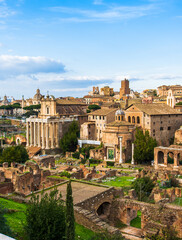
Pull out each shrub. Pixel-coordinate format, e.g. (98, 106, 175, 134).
(107, 162, 114, 167)
(60, 171, 71, 178)
(89, 159, 102, 164)
(72, 152, 80, 159)
(131, 177, 155, 202)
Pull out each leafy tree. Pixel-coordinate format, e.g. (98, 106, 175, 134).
(23, 104, 41, 110)
(131, 177, 155, 202)
(176, 102, 182, 106)
(24, 189, 65, 240)
(60, 121, 79, 154)
(23, 110, 38, 118)
(134, 128, 157, 164)
(88, 105, 101, 111)
(0, 203, 13, 237)
(0, 145, 29, 165)
(66, 181, 75, 240)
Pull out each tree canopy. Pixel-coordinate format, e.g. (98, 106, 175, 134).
(60, 121, 80, 154)
(0, 145, 29, 165)
(88, 105, 101, 110)
(134, 128, 157, 164)
(131, 177, 155, 202)
(23, 104, 41, 110)
(24, 189, 66, 240)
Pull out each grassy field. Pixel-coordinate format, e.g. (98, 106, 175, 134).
(0, 197, 95, 240)
(171, 197, 182, 206)
(101, 176, 135, 188)
(130, 211, 141, 229)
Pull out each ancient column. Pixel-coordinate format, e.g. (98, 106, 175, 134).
(174, 153, 179, 168)
(34, 121, 37, 146)
(131, 143, 135, 165)
(164, 152, 168, 166)
(38, 122, 41, 147)
(56, 122, 59, 148)
(30, 121, 34, 146)
(51, 122, 54, 149)
(46, 123, 49, 149)
(26, 121, 30, 146)
(119, 136, 123, 164)
(42, 121, 45, 149)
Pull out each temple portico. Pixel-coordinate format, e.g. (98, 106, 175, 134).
(26, 117, 60, 150)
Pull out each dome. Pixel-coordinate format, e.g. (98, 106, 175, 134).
(115, 109, 125, 115)
(33, 89, 42, 100)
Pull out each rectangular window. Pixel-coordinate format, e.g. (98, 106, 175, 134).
(160, 127, 163, 131)
(168, 127, 171, 130)
(100, 116, 101, 120)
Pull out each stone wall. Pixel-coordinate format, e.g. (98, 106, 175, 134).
(0, 182, 14, 194)
(114, 198, 182, 238)
(90, 148, 105, 160)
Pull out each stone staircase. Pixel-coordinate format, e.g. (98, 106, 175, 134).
(120, 226, 144, 240)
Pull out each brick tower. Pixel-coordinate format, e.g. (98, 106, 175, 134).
(120, 79, 130, 99)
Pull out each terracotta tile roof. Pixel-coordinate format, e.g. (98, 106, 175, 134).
(56, 99, 86, 105)
(88, 108, 116, 116)
(129, 103, 182, 115)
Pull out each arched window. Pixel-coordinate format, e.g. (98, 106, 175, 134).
(132, 116, 135, 123)
(128, 116, 131, 122)
(118, 116, 120, 121)
(46, 106, 49, 115)
(137, 116, 140, 124)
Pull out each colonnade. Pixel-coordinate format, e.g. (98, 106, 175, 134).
(26, 119, 59, 149)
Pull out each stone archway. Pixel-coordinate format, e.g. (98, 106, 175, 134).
(167, 151, 174, 164)
(97, 202, 111, 220)
(158, 151, 164, 164)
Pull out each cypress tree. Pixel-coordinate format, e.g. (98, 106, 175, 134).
(66, 180, 75, 240)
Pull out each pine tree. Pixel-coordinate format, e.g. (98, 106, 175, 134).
(66, 180, 75, 240)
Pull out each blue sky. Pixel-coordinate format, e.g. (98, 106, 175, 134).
(0, 0, 182, 99)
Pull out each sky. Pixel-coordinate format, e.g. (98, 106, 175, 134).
(0, 0, 182, 99)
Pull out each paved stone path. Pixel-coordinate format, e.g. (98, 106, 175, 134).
(27, 181, 109, 204)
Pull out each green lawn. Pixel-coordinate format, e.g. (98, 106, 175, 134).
(101, 176, 135, 188)
(0, 197, 95, 240)
(171, 197, 182, 206)
(130, 211, 141, 229)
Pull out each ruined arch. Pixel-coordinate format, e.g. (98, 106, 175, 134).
(158, 151, 164, 164)
(97, 202, 111, 219)
(167, 151, 174, 164)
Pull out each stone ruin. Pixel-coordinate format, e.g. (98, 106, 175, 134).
(0, 156, 56, 196)
(32, 155, 55, 169)
(58, 164, 117, 181)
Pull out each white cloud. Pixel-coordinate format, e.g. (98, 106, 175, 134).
(0, 1, 16, 18)
(93, 0, 103, 5)
(0, 55, 65, 77)
(49, 3, 158, 22)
